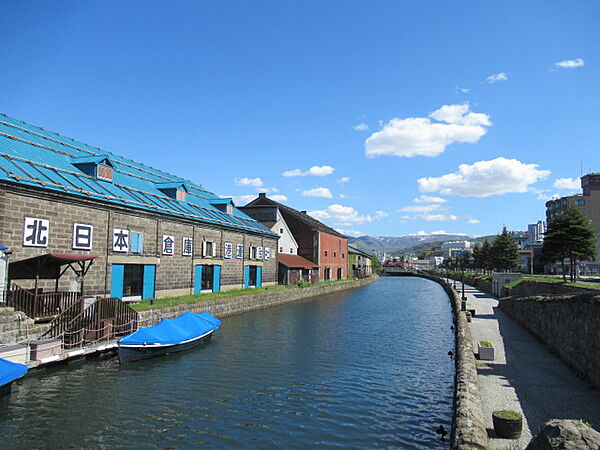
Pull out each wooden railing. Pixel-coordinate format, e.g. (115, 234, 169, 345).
(6, 283, 81, 321)
(43, 297, 138, 347)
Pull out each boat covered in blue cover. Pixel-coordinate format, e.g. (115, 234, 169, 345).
(0, 357, 28, 395)
(118, 312, 221, 362)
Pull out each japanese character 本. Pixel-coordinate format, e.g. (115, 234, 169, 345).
(113, 228, 129, 252)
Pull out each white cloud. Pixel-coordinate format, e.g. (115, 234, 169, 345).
(235, 177, 263, 187)
(554, 58, 584, 69)
(455, 86, 470, 94)
(429, 104, 491, 126)
(230, 194, 257, 205)
(353, 123, 369, 131)
(308, 204, 387, 225)
(418, 157, 550, 197)
(402, 214, 457, 222)
(260, 187, 279, 193)
(339, 194, 348, 199)
(399, 204, 445, 213)
(408, 230, 467, 236)
(301, 187, 333, 198)
(553, 177, 580, 190)
(486, 72, 508, 83)
(282, 165, 335, 177)
(338, 176, 351, 183)
(364, 104, 491, 158)
(336, 228, 364, 237)
(424, 214, 457, 221)
(414, 195, 447, 204)
(230, 193, 288, 205)
(468, 218, 480, 224)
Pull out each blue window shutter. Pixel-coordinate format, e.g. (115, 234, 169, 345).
(110, 264, 124, 298)
(138, 234, 143, 253)
(142, 265, 156, 300)
(256, 266, 262, 288)
(213, 265, 221, 292)
(244, 265, 250, 288)
(194, 265, 203, 294)
(131, 233, 139, 253)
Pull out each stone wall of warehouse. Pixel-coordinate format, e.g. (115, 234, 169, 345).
(500, 293, 600, 388)
(0, 185, 278, 298)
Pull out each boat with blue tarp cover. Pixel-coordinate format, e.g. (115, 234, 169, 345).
(0, 357, 28, 397)
(118, 312, 221, 363)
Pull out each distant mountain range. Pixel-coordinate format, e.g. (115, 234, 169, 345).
(348, 233, 473, 255)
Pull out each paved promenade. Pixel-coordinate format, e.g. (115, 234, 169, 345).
(446, 279, 600, 449)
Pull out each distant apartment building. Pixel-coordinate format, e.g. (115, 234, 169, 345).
(441, 241, 471, 258)
(545, 173, 600, 274)
(510, 231, 529, 250)
(527, 220, 547, 246)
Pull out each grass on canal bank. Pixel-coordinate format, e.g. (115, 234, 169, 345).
(434, 270, 600, 290)
(504, 276, 600, 290)
(130, 279, 355, 312)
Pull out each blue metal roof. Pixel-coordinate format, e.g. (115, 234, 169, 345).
(0, 113, 277, 237)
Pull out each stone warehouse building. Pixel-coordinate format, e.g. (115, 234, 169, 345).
(0, 113, 278, 301)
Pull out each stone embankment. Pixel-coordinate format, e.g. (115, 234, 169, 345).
(415, 273, 489, 450)
(138, 276, 378, 325)
(526, 419, 600, 450)
(505, 280, 599, 297)
(500, 292, 600, 389)
(0, 306, 49, 345)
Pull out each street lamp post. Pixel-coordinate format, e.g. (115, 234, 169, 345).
(460, 255, 466, 311)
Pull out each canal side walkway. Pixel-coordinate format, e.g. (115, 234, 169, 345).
(450, 279, 600, 449)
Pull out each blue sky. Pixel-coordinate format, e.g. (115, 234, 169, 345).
(1, 1, 598, 238)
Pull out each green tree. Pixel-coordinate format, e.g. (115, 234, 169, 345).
(480, 240, 494, 274)
(543, 206, 597, 282)
(472, 243, 483, 272)
(418, 247, 431, 260)
(491, 226, 520, 272)
(371, 253, 382, 275)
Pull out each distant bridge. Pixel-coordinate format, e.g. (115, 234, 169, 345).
(381, 266, 420, 276)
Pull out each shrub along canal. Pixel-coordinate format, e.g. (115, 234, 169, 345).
(0, 277, 454, 448)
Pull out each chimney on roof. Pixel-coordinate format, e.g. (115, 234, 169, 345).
(259, 193, 266, 198)
(301, 211, 307, 214)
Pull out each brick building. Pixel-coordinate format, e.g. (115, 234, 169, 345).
(0, 114, 278, 301)
(237, 202, 318, 284)
(242, 194, 348, 281)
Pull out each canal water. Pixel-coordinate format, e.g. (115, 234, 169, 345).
(0, 277, 455, 449)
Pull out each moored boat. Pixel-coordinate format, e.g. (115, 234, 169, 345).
(118, 312, 221, 363)
(0, 357, 28, 397)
